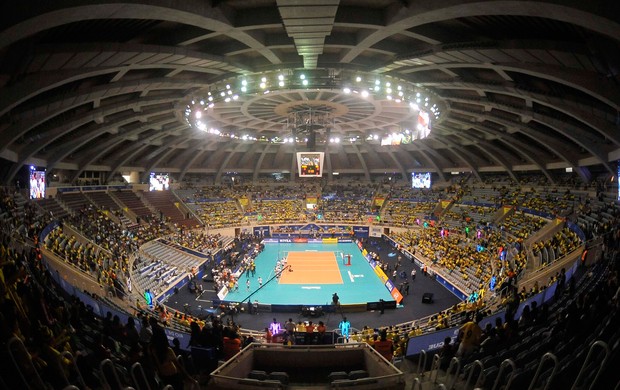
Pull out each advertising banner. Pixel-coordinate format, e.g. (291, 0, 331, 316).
(322, 238, 338, 244)
(352, 226, 370, 238)
(406, 327, 461, 355)
(434, 273, 468, 300)
(217, 286, 229, 300)
(253, 226, 270, 236)
(390, 288, 404, 304)
(374, 265, 389, 283)
(370, 226, 382, 237)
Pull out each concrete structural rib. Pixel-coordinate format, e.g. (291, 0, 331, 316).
(0, 0, 618, 184)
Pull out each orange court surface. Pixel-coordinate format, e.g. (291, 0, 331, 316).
(278, 251, 344, 284)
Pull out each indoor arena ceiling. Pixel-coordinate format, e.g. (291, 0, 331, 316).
(0, 0, 619, 184)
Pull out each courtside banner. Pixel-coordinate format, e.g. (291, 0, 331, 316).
(308, 238, 323, 244)
(384, 279, 404, 303)
(262, 238, 278, 243)
(338, 238, 352, 243)
(390, 288, 404, 303)
(217, 286, 229, 300)
(322, 238, 338, 244)
(279, 238, 292, 243)
(292, 237, 308, 243)
(374, 265, 389, 283)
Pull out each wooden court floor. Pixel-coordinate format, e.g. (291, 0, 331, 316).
(278, 251, 344, 284)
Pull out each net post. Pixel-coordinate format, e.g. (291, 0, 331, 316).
(343, 253, 351, 266)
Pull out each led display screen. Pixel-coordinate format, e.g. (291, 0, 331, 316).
(297, 152, 324, 177)
(29, 169, 46, 199)
(411, 172, 431, 189)
(149, 173, 170, 191)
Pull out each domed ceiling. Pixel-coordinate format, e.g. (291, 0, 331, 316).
(0, 0, 619, 184)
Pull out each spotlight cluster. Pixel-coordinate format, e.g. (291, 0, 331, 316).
(183, 69, 444, 144)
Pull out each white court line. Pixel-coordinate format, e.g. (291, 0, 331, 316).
(301, 286, 321, 289)
(348, 270, 354, 282)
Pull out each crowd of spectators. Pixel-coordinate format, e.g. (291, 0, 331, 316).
(252, 199, 307, 224)
(388, 185, 450, 201)
(194, 200, 244, 228)
(0, 172, 619, 388)
(67, 207, 139, 259)
(0, 188, 51, 241)
(315, 198, 370, 223)
(44, 226, 128, 298)
(532, 228, 582, 266)
(498, 211, 547, 240)
(382, 200, 436, 226)
(170, 230, 224, 254)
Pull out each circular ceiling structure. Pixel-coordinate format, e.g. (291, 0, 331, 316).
(0, 0, 619, 184)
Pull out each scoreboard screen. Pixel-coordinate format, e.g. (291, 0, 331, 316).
(297, 152, 324, 177)
(29, 169, 46, 199)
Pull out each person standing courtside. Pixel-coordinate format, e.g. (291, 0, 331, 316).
(339, 317, 351, 341)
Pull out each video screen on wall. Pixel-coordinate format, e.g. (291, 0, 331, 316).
(411, 172, 431, 189)
(29, 169, 46, 199)
(149, 172, 170, 191)
(415, 111, 431, 140)
(297, 152, 324, 177)
(380, 111, 431, 145)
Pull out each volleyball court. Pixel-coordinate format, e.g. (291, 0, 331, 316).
(276, 250, 348, 284)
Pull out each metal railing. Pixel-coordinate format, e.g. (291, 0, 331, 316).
(528, 352, 558, 390)
(416, 349, 427, 378)
(492, 358, 516, 390)
(7, 336, 46, 390)
(464, 360, 485, 389)
(571, 340, 609, 390)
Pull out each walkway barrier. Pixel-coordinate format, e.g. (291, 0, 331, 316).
(416, 349, 427, 378)
(99, 358, 124, 390)
(492, 359, 516, 390)
(430, 353, 441, 383)
(62, 351, 87, 389)
(8, 336, 46, 389)
(443, 356, 461, 390)
(130, 362, 152, 390)
(464, 359, 485, 389)
(527, 352, 558, 390)
(571, 340, 609, 390)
